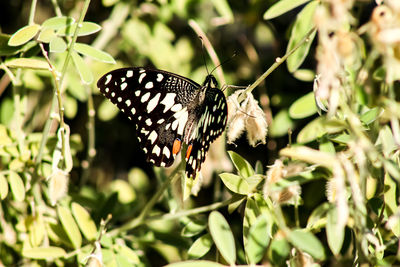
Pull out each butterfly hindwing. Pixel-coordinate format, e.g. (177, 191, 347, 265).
(185, 88, 227, 178)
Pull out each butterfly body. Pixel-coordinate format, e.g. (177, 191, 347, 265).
(97, 67, 227, 178)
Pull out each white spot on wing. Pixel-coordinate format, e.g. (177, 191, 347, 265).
(141, 92, 151, 102)
(160, 93, 176, 112)
(145, 81, 153, 89)
(135, 90, 140, 97)
(148, 131, 157, 144)
(171, 120, 179, 130)
(125, 99, 131, 106)
(146, 93, 161, 113)
(163, 147, 170, 158)
(131, 107, 136, 114)
(121, 82, 127, 90)
(157, 73, 163, 82)
(111, 92, 115, 97)
(105, 74, 112, 85)
(118, 97, 122, 102)
(157, 118, 165, 124)
(126, 70, 133, 77)
(145, 119, 152, 126)
(171, 103, 182, 112)
(139, 73, 146, 83)
(105, 88, 109, 93)
(152, 145, 161, 156)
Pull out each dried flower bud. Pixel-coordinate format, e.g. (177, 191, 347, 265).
(48, 168, 69, 206)
(244, 95, 268, 147)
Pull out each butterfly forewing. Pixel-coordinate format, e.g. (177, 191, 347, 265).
(97, 67, 228, 178)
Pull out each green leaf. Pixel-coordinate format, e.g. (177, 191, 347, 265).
(5, 58, 49, 70)
(71, 202, 97, 241)
(264, 0, 311, 20)
(37, 28, 56, 43)
(0, 33, 24, 56)
(22, 247, 66, 259)
(188, 233, 213, 259)
(71, 51, 93, 84)
(306, 202, 330, 230)
(74, 43, 115, 63)
(0, 173, 8, 200)
(228, 150, 254, 177)
(57, 205, 82, 249)
(326, 205, 344, 255)
(42, 16, 75, 30)
(228, 194, 247, 213)
(269, 238, 290, 265)
(383, 160, 400, 182)
(211, 0, 234, 23)
(49, 36, 67, 53)
(219, 173, 250, 195)
(384, 173, 400, 237)
(8, 171, 25, 201)
(243, 197, 260, 253)
(182, 219, 207, 237)
(293, 68, 315, 81)
(8, 24, 40, 46)
(288, 229, 325, 260)
(360, 107, 383, 125)
(97, 99, 119, 121)
(117, 245, 141, 264)
(286, 1, 318, 72)
(208, 211, 236, 264)
(270, 109, 294, 137)
(246, 215, 270, 264)
(289, 92, 317, 119)
(164, 260, 224, 267)
(297, 116, 346, 143)
(57, 22, 101, 36)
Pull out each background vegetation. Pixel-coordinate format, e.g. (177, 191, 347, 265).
(0, 0, 399, 266)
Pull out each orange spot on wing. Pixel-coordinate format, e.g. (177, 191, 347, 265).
(172, 139, 182, 155)
(185, 144, 193, 159)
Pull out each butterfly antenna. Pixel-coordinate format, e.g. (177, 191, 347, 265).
(210, 51, 237, 75)
(199, 36, 210, 75)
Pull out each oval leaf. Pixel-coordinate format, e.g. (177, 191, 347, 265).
(97, 99, 119, 121)
(71, 51, 93, 84)
(246, 215, 270, 264)
(37, 28, 56, 43)
(297, 117, 346, 143)
(57, 205, 82, 249)
(228, 150, 254, 177)
(8, 24, 40, 46)
(182, 219, 207, 237)
(188, 233, 213, 259)
(57, 22, 101, 36)
(8, 171, 25, 201)
(264, 0, 311, 20)
(289, 92, 317, 119)
(288, 229, 325, 260)
(5, 58, 49, 70)
(165, 260, 224, 267)
(49, 36, 67, 53)
(71, 202, 97, 241)
(208, 211, 236, 264)
(326, 206, 344, 255)
(0, 173, 8, 200)
(270, 109, 294, 137)
(22, 247, 66, 259)
(42, 16, 75, 30)
(74, 43, 115, 63)
(219, 173, 250, 195)
(286, 1, 318, 72)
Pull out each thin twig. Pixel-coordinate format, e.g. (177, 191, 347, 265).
(188, 19, 226, 86)
(238, 27, 317, 103)
(28, 0, 37, 25)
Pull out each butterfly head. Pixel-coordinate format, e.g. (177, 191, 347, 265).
(203, 74, 219, 90)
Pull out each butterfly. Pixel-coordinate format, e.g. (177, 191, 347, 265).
(97, 67, 227, 178)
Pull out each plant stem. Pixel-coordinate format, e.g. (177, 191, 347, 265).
(108, 165, 182, 236)
(239, 27, 317, 103)
(28, 0, 37, 25)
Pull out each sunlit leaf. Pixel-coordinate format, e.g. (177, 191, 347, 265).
(264, 0, 311, 20)
(8, 24, 40, 46)
(246, 215, 270, 264)
(288, 229, 325, 260)
(289, 92, 317, 119)
(71, 202, 97, 241)
(8, 171, 25, 201)
(71, 51, 93, 84)
(0, 173, 9, 200)
(228, 151, 254, 178)
(286, 1, 318, 72)
(326, 205, 344, 255)
(57, 22, 101, 36)
(188, 233, 213, 259)
(57, 205, 82, 249)
(22, 247, 66, 259)
(5, 58, 49, 70)
(74, 43, 115, 63)
(219, 173, 250, 195)
(42, 16, 75, 30)
(208, 211, 236, 264)
(49, 36, 67, 53)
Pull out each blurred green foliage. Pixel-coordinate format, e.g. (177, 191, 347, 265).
(0, 0, 399, 266)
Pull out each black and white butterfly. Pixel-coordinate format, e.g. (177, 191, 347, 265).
(97, 67, 227, 178)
